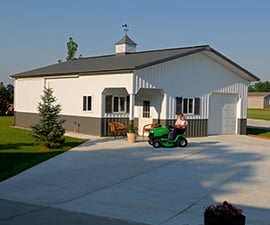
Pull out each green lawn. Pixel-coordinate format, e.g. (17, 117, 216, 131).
(246, 127, 270, 139)
(0, 116, 87, 181)
(247, 109, 270, 138)
(247, 109, 270, 120)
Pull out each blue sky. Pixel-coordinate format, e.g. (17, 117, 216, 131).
(1, 0, 269, 84)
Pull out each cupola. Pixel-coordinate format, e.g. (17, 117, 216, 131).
(115, 34, 137, 55)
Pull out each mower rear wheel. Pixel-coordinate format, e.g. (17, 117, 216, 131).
(153, 140, 161, 148)
(177, 137, 188, 147)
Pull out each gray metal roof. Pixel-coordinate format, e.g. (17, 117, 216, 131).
(115, 35, 137, 46)
(11, 45, 260, 81)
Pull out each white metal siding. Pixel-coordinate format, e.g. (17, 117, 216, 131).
(15, 73, 132, 117)
(48, 73, 132, 117)
(135, 52, 248, 121)
(14, 51, 250, 134)
(14, 78, 44, 113)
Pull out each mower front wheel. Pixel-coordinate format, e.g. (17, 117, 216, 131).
(177, 137, 188, 147)
(153, 140, 161, 148)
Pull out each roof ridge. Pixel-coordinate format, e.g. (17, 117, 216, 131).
(78, 45, 210, 60)
(134, 45, 210, 54)
(135, 45, 210, 69)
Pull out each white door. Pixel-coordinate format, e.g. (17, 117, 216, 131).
(208, 93, 238, 135)
(138, 100, 152, 136)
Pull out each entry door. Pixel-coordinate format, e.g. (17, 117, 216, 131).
(208, 93, 237, 135)
(138, 100, 152, 136)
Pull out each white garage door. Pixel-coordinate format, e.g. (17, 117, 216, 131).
(208, 93, 238, 135)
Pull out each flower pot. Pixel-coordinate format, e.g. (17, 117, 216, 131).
(127, 132, 136, 143)
(204, 213, 246, 225)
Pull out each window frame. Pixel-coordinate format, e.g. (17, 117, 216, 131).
(113, 96, 127, 113)
(106, 95, 129, 114)
(143, 100, 150, 118)
(176, 96, 200, 115)
(83, 95, 92, 112)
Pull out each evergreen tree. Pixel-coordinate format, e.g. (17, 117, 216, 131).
(31, 87, 65, 149)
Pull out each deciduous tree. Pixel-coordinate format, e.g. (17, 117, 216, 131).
(66, 37, 78, 61)
(0, 82, 14, 116)
(249, 81, 270, 92)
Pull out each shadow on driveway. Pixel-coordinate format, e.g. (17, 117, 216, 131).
(0, 135, 269, 225)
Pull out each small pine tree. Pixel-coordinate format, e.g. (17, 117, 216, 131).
(31, 87, 65, 149)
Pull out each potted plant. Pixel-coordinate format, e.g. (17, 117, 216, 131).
(127, 123, 137, 143)
(204, 201, 246, 225)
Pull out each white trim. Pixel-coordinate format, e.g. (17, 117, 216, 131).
(82, 95, 93, 112)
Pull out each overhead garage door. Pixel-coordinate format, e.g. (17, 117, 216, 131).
(208, 93, 238, 135)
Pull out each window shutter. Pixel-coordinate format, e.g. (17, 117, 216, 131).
(126, 95, 130, 113)
(87, 96, 92, 111)
(195, 97, 200, 115)
(83, 96, 87, 111)
(105, 95, 112, 113)
(176, 97, 182, 115)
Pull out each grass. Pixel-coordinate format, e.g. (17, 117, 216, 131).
(247, 109, 270, 139)
(1, 111, 268, 181)
(0, 116, 88, 181)
(247, 109, 270, 120)
(246, 127, 270, 139)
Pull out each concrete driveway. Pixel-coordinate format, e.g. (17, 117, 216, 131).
(247, 118, 270, 129)
(0, 135, 270, 225)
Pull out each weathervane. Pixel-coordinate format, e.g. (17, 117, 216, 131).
(122, 24, 129, 35)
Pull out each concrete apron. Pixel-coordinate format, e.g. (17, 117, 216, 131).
(0, 135, 269, 225)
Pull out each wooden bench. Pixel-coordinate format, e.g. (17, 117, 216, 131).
(108, 122, 127, 138)
(142, 123, 160, 138)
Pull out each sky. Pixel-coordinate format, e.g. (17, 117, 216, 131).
(0, 0, 270, 85)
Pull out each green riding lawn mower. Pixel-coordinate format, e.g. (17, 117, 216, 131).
(148, 125, 188, 148)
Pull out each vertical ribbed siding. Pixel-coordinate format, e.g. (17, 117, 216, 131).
(135, 53, 248, 120)
(14, 111, 39, 128)
(14, 111, 104, 136)
(101, 117, 129, 136)
(238, 118, 247, 135)
(186, 119, 208, 137)
(161, 118, 208, 137)
(134, 52, 249, 136)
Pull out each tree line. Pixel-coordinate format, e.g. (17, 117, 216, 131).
(0, 82, 14, 116)
(248, 81, 270, 92)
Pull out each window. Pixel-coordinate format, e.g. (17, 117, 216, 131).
(176, 97, 200, 115)
(105, 95, 129, 113)
(120, 97, 125, 112)
(113, 96, 126, 112)
(83, 96, 92, 111)
(143, 101, 150, 118)
(105, 95, 112, 113)
(183, 98, 193, 114)
(113, 96, 119, 112)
